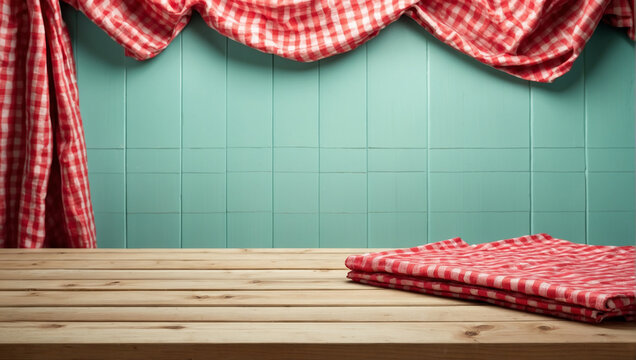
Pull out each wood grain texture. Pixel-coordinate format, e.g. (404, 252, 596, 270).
(0, 279, 371, 291)
(1, 249, 634, 360)
(0, 259, 347, 270)
(0, 251, 362, 260)
(0, 248, 386, 253)
(0, 269, 347, 280)
(0, 290, 469, 307)
(0, 306, 550, 322)
(1, 321, 634, 344)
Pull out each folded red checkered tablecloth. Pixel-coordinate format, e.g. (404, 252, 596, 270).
(345, 234, 636, 323)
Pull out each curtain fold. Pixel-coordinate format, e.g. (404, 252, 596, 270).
(63, 0, 634, 82)
(0, 0, 633, 247)
(1, 0, 96, 248)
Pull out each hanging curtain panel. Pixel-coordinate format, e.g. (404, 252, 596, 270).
(63, 0, 635, 82)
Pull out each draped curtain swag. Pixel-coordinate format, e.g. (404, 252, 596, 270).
(0, 0, 633, 247)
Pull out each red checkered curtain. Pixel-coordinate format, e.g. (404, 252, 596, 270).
(63, 0, 634, 82)
(1, 0, 96, 248)
(0, 0, 633, 248)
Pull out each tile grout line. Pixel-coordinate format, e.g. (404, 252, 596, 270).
(426, 39, 433, 244)
(225, 37, 229, 249)
(123, 40, 128, 249)
(317, 61, 321, 248)
(583, 50, 588, 245)
(529, 81, 533, 235)
(90, 145, 635, 150)
(179, 34, 184, 249)
(271, 55, 275, 248)
(365, 44, 369, 248)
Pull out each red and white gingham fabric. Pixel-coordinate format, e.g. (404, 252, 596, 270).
(1, 0, 96, 248)
(345, 234, 636, 323)
(63, 0, 634, 82)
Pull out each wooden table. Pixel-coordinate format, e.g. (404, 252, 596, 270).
(0, 249, 634, 360)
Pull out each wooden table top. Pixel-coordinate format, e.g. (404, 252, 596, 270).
(0, 248, 634, 360)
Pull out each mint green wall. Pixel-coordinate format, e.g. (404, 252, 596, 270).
(62, 6, 635, 248)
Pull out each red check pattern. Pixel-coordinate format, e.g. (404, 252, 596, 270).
(63, 0, 634, 82)
(345, 234, 636, 323)
(1, 0, 96, 248)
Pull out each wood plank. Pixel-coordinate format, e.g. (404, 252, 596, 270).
(0, 252, 361, 261)
(0, 269, 347, 280)
(2, 343, 635, 360)
(0, 306, 554, 322)
(0, 321, 634, 344)
(0, 290, 472, 307)
(0, 279, 375, 291)
(0, 259, 347, 270)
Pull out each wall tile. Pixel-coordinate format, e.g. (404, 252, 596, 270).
(127, 149, 180, 173)
(274, 173, 319, 213)
(126, 174, 180, 213)
(368, 173, 427, 212)
(588, 212, 635, 246)
(320, 149, 366, 173)
(273, 58, 319, 147)
(94, 213, 126, 248)
(368, 212, 427, 248)
(320, 213, 367, 247)
(532, 173, 585, 211)
(183, 149, 226, 173)
(368, 20, 427, 148)
(428, 37, 529, 148)
(182, 213, 226, 248)
(429, 212, 530, 244)
(274, 214, 319, 248)
(320, 173, 367, 213)
(368, 149, 427, 172)
(182, 16, 226, 148)
(319, 47, 367, 148)
(588, 172, 635, 211)
(533, 149, 585, 172)
(126, 36, 181, 148)
(127, 214, 181, 248)
(274, 148, 319, 172)
(182, 173, 226, 213)
(227, 41, 272, 147)
(227, 148, 272, 172)
(227, 212, 272, 247)
(76, 13, 125, 149)
(532, 212, 585, 243)
(585, 25, 635, 148)
(430, 149, 529, 172)
(86, 149, 124, 173)
(531, 58, 584, 148)
(429, 173, 530, 212)
(588, 149, 635, 172)
(89, 173, 125, 213)
(226, 172, 272, 212)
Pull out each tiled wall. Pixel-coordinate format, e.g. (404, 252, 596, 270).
(62, 6, 635, 248)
